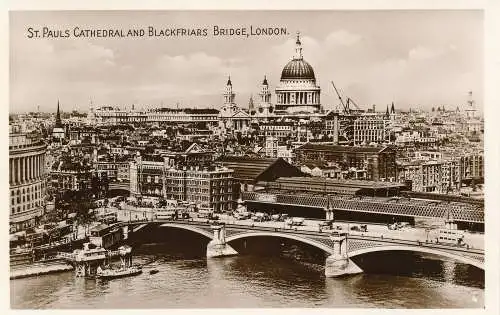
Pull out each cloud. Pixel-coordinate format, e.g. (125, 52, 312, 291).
(408, 45, 445, 60)
(158, 52, 228, 78)
(325, 30, 362, 47)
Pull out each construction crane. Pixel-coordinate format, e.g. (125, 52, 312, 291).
(331, 81, 349, 114)
(331, 81, 363, 114)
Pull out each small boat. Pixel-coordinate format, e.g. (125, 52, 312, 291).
(149, 269, 159, 275)
(97, 266, 142, 280)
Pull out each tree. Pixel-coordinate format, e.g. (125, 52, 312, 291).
(74, 198, 96, 238)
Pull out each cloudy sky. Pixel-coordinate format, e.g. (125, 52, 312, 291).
(10, 10, 483, 113)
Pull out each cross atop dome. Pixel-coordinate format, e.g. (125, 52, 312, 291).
(295, 31, 303, 60)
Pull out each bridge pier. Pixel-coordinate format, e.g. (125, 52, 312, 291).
(325, 209, 334, 221)
(325, 232, 362, 277)
(122, 226, 129, 240)
(206, 224, 238, 258)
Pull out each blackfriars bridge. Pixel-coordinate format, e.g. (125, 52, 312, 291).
(117, 220, 484, 277)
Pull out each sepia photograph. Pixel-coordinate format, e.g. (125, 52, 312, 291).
(8, 9, 487, 309)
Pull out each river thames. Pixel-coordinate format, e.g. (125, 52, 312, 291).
(11, 242, 484, 309)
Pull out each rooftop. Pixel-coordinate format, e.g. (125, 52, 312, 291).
(296, 142, 390, 154)
(218, 156, 303, 182)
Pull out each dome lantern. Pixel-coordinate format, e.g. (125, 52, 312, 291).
(295, 31, 303, 60)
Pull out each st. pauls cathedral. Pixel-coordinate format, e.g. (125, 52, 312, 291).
(218, 32, 325, 135)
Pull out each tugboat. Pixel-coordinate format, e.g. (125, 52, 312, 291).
(97, 265, 142, 280)
(96, 245, 142, 280)
(149, 269, 159, 275)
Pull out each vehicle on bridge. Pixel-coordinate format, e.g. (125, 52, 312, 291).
(318, 220, 334, 230)
(271, 213, 289, 222)
(196, 209, 219, 220)
(388, 222, 410, 230)
(252, 212, 270, 222)
(286, 217, 305, 226)
(350, 224, 368, 232)
(234, 211, 252, 220)
(155, 209, 176, 220)
(437, 229, 466, 246)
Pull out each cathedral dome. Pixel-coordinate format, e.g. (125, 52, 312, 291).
(280, 58, 316, 81)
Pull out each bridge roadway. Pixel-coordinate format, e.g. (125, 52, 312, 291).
(106, 184, 484, 224)
(116, 216, 485, 275)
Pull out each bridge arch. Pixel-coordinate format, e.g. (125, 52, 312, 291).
(226, 232, 335, 255)
(158, 223, 214, 239)
(349, 245, 484, 270)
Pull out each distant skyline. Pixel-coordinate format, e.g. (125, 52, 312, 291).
(10, 10, 483, 114)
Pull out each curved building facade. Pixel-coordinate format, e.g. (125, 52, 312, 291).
(9, 128, 47, 232)
(275, 33, 321, 114)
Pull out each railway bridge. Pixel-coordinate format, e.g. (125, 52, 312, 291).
(117, 220, 484, 277)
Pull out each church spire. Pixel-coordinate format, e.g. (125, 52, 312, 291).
(390, 102, 395, 114)
(223, 76, 235, 105)
(385, 104, 390, 119)
(248, 95, 254, 112)
(294, 31, 303, 60)
(259, 75, 271, 103)
(55, 100, 62, 127)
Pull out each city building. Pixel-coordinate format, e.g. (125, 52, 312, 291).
(129, 155, 234, 212)
(89, 106, 219, 127)
(460, 152, 484, 182)
(9, 127, 47, 232)
(353, 114, 390, 145)
(50, 159, 94, 193)
(264, 136, 278, 158)
(295, 143, 397, 181)
(94, 160, 131, 181)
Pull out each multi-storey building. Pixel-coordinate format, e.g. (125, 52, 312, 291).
(89, 106, 219, 127)
(398, 159, 461, 194)
(260, 121, 295, 142)
(94, 160, 131, 181)
(9, 128, 47, 232)
(441, 159, 461, 193)
(353, 115, 390, 145)
(129, 155, 234, 212)
(460, 152, 484, 182)
(295, 143, 397, 181)
(264, 136, 278, 158)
